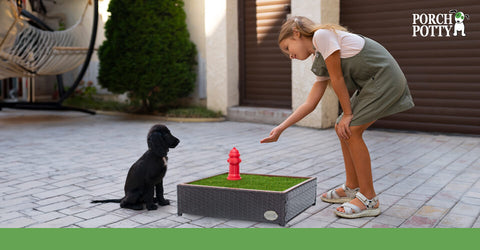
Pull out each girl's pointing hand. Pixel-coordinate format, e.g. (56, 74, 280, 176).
(260, 126, 284, 143)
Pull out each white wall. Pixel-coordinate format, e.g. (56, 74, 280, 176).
(184, 0, 207, 100)
(290, 0, 339, 129)
(205, 0, 239, 114)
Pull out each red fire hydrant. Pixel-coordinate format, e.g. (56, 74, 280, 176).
(227, 147, 242, 180)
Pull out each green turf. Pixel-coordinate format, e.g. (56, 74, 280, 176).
(189, 173, 308, 191)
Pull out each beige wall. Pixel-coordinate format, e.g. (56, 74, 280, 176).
(291, 0, 339, 129)
(184, 0, 207, 100)
(205, 0, 239, 114)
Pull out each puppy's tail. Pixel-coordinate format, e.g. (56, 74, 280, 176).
(91, 199, 122, 203)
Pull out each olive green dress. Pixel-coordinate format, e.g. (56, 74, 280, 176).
(311, 36, 415, 126)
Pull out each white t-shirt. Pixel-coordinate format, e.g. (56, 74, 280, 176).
(312, 29, 365, 81)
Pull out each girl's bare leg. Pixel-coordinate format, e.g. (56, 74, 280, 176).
(337, 121, 378, 213)
(339, 134, 361, 190)
(321, 125, 360, 198)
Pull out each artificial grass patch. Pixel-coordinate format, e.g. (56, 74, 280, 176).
(189, 173, 308, 192)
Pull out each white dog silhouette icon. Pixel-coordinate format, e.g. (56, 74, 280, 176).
(450, 9, 470, 36)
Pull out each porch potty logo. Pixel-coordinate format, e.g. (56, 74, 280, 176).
(412, 9, 470, 37)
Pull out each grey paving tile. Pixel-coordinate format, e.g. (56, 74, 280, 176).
(290, 217, 331, 228)
(400, 215, 437, 228)
(75, 214, 124, 228)
(222, 219, 259, 228)
(128, 211, 171, 224)
(473, 217, 480, 228)
(395, 198, 426, 209)
(30, 211, 67, 223)
(382, 204, 418, 219)
(28, 215, 84, 228)
(35, 201, 78, 213)
(0, 211, 24, 222)
(449, 202, 480, 218)
(143, 219, 182, 228)
(327, 222, 357, 228)
(106, 219, 142, 228)
(460, 197, 480, 206)
(0, 217, 37, 228)
(213, 224, 236, 228)
(190, 216, 228, 228)
(174, 223, 203, 228)
(35, 195, 72, 206)
(415, 205, 448, 220)
(367, 214, 406, 227)
(362, 221, 397, 228)
(437, 213, 476, 228)
(2, 110, 480, 228)
(75, 208, 110, 220)
(251, 222, 284, 228)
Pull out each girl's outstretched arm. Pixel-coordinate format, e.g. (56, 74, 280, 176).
(261, 80, 328, 143)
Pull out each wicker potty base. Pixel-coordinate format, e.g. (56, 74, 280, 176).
(177, 173, 317, 226)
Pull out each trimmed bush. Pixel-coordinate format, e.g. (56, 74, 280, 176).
(98, 0, 197, 111)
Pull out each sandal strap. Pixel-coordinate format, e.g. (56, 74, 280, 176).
(340, 201, 361, 214)
(355, 192, 378, 209)
(326, 189, 340, 199)
(325, 184, 360, 199)
(342, 184, 360, 198)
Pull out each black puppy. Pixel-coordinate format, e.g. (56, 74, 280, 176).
(92, 124, 180, 210)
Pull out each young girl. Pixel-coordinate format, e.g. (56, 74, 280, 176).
(261, 16, 414, 218)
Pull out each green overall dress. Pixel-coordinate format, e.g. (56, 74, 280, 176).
(311, 36, 415, 126)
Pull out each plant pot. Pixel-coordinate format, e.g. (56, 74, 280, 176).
(177, 173, 317, 226)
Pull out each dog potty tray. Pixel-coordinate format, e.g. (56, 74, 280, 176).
(177, 173, 317, 226)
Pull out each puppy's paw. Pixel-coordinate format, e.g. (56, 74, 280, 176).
(121, 203, 144, 210)
(146, 204, 158, 210)
(158, 199, 170, 206)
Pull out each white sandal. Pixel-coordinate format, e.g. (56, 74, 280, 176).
(335, 192, 381, 219)
(321, 184, 359, 204)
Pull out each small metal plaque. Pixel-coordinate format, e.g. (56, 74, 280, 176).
(264, 210, 278, 221)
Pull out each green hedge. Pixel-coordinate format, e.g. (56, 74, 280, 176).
(98, 0, 197, 111)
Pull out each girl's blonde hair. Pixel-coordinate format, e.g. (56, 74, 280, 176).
(278, 16, 348, 44)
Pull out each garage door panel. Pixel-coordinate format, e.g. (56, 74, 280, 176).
(411, 106, 480, 117)
(341, 0, 480, 134)
(373, 120, 480, 135)
(342, 0, 480, 15)
(240, 0, 292, 108)
(409, 82, 480, 91)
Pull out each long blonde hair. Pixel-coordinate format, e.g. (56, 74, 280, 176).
(278, 16, 348, 44)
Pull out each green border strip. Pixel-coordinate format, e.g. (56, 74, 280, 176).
(2, 228, 479, 250)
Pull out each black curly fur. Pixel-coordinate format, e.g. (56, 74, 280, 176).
(92, 124, 179, 210)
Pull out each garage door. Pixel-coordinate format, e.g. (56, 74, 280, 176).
(239, 0, 292, 109)
(341, 0, 480, 134)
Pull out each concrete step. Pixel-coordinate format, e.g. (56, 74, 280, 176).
(227, 106, 291, 125)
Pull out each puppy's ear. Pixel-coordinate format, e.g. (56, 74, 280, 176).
(449, 9, 457, 14)
(148, 132, 168, 156)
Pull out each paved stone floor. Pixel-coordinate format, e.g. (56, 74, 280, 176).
(1, 109, 480, 228)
